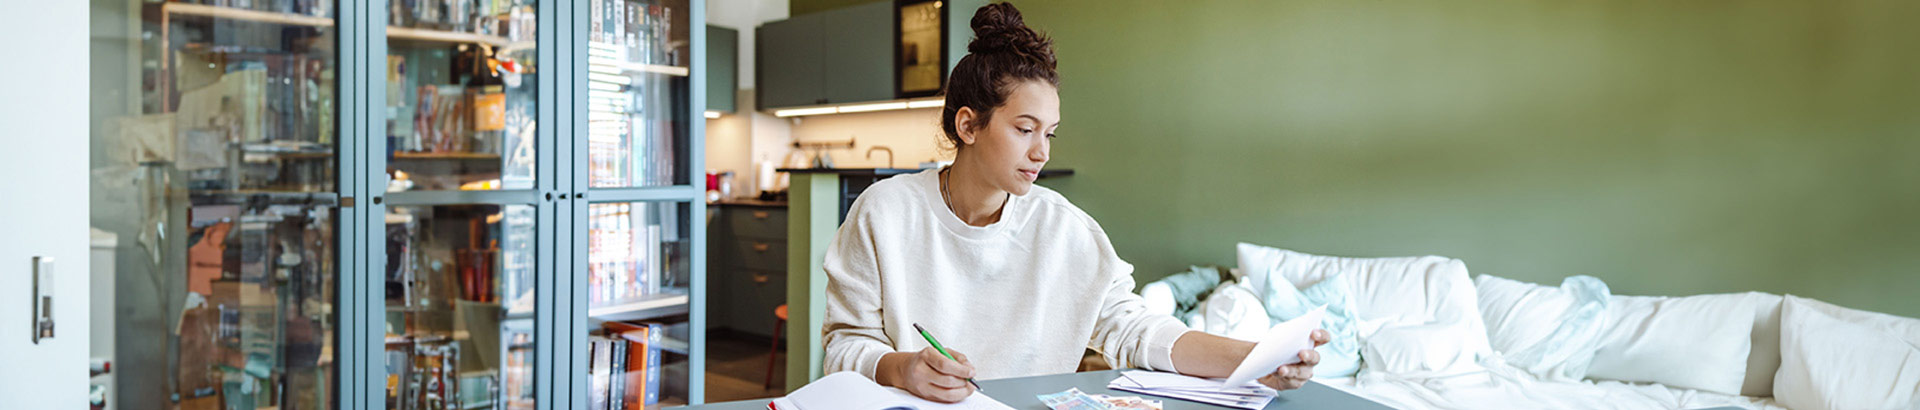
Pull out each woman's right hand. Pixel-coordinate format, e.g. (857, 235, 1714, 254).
(879, 347, 977, 403)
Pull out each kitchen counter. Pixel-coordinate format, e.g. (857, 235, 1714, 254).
(709, 198, 788, 208)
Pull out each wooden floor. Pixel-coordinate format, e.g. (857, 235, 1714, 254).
(703, 330, 788, 404)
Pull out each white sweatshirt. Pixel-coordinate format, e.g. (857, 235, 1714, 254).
(821, 168, 1190, 381)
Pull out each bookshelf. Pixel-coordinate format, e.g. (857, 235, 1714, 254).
(114, 1, 705, 409)
(163, 3, 520, 47)
(575, 0, 705, 408)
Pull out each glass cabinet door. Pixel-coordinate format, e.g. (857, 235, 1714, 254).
(581, 201, 695, 407)
(382, 204, 538, 409)
(383, 1, 540, 192)
(585, 0, 693, 189)
(576, 0, 700, 407)
(91, 1, 701, 409)
(89, 1, 341, 409)
(381, 2, 544, 410)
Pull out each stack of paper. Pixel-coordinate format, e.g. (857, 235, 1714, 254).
(1107, 371, 1276, 410)
(1106, 305, 1327, 410)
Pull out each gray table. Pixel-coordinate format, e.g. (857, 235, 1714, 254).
(671, 369, 1399, 410)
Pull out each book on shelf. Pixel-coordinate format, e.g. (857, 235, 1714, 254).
(590, 337, 614, 410)
(605, 321, 666, 409)
(589, 202, 679, 306)
(610, 336, 629, 410)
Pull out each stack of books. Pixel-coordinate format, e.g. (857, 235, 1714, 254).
(589, 321, 667, 410)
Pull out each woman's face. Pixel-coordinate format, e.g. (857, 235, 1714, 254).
(958, 80, 1060, 196)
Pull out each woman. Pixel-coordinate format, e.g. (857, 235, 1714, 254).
(821, 2, 1331, 403)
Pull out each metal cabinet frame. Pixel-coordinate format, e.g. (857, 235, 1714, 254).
(330, 1, 707, 408)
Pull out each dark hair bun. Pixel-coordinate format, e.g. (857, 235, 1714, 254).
(968, 2, 1055, 67)
(939, 2, 1060, 149)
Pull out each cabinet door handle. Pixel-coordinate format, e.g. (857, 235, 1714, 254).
(751, 242, 771, 252)
(752, 211, 770, 219)
(752, 273, 770, 284)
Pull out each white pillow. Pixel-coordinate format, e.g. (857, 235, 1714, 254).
(1200, 282, 1271, 342)
(1742, 293, 1784, 397)
(1787, 295, 1920, 342)
(1474, 274, 1612, 380)
(1237, 243, 1491, 374)
(1361, 323, 1481, 376)
(1584, 293, 1760, 395)
(1774, 295, 1920, 410)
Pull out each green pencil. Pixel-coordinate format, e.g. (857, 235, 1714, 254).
(912, 323, 984, 391)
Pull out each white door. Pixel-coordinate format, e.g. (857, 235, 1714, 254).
(0, 0, 91, 407)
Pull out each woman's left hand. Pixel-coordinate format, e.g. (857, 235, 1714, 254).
(1256, 329, 1332, 391)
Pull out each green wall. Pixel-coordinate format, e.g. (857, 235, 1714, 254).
(1016, 0, 1920, 318)
(795, 0, 1920, 318)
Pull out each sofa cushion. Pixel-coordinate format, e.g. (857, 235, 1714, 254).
(1584, 293, 1761, 395)
(1475, 274, 1613, 380)
(1773, 295, 1920, 410)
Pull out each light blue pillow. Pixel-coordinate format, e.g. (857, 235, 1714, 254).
(1254, 272, 1363, 378)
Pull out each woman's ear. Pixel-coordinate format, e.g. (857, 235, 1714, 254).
(954, 106, 980, 146)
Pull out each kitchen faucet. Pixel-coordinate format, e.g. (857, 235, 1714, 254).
(866, 146, 894, 169)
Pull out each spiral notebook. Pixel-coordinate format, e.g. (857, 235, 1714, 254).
(769, 371, 1012, 410)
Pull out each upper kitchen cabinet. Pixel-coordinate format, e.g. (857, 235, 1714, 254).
(756, 13, 825, 108)
(821, 2, 892, 104)
(708, 25, 738, 113)
(756, 1, 892, 109)
(756, 0, 987, 111)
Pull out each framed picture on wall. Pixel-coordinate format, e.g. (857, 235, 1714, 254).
(895, 0, 947, 98)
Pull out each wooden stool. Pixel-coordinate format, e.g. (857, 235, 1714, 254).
(764, 304, 788, 390)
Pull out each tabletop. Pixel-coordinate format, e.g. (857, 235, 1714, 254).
(669, 369, 1398, 410)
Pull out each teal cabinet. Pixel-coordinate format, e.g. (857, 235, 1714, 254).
(707, 205, 790, 339)
(708, 25, 738, 113)
(756, 1, 894, 110)
(756, 14, 825, 108)
(821, 2, 894, 104)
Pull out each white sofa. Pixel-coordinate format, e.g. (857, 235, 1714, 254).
(1141, 243, 1920, 410)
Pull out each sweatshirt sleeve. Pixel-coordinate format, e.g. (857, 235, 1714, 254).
(820, 207, 897, 380)
(1085, 224, 1192, 373)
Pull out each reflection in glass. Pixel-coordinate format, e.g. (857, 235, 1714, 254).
(89, 1, 338, 409)
(385, 1, 539, 192)
(586, 0, 691, 188)
(585, 201, 692, 407)
(588, 202, 690, 307)
(385, 204, 537, 410)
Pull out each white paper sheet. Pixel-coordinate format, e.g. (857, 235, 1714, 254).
(886, 387, 1013, 410)
(778, 371, 1013, 410)
(1107, 370, 1279, 410)
(1222, 305, 1327, 388)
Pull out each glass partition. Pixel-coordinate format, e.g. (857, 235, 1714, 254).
(89, 1, 340, 409)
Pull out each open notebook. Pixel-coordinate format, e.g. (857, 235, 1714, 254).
(770, 372, 1012, 410)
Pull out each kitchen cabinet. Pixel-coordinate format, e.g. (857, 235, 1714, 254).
(708, 25, 738, 113)
(706, 203, 789, 339)
(822, 2, 893, 104)
(755, 2, 893, 109)
(756, 13, 824, 108)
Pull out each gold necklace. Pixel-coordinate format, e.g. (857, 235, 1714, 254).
(941, 166, 1007, 225)
(940, 167, 958, 217)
